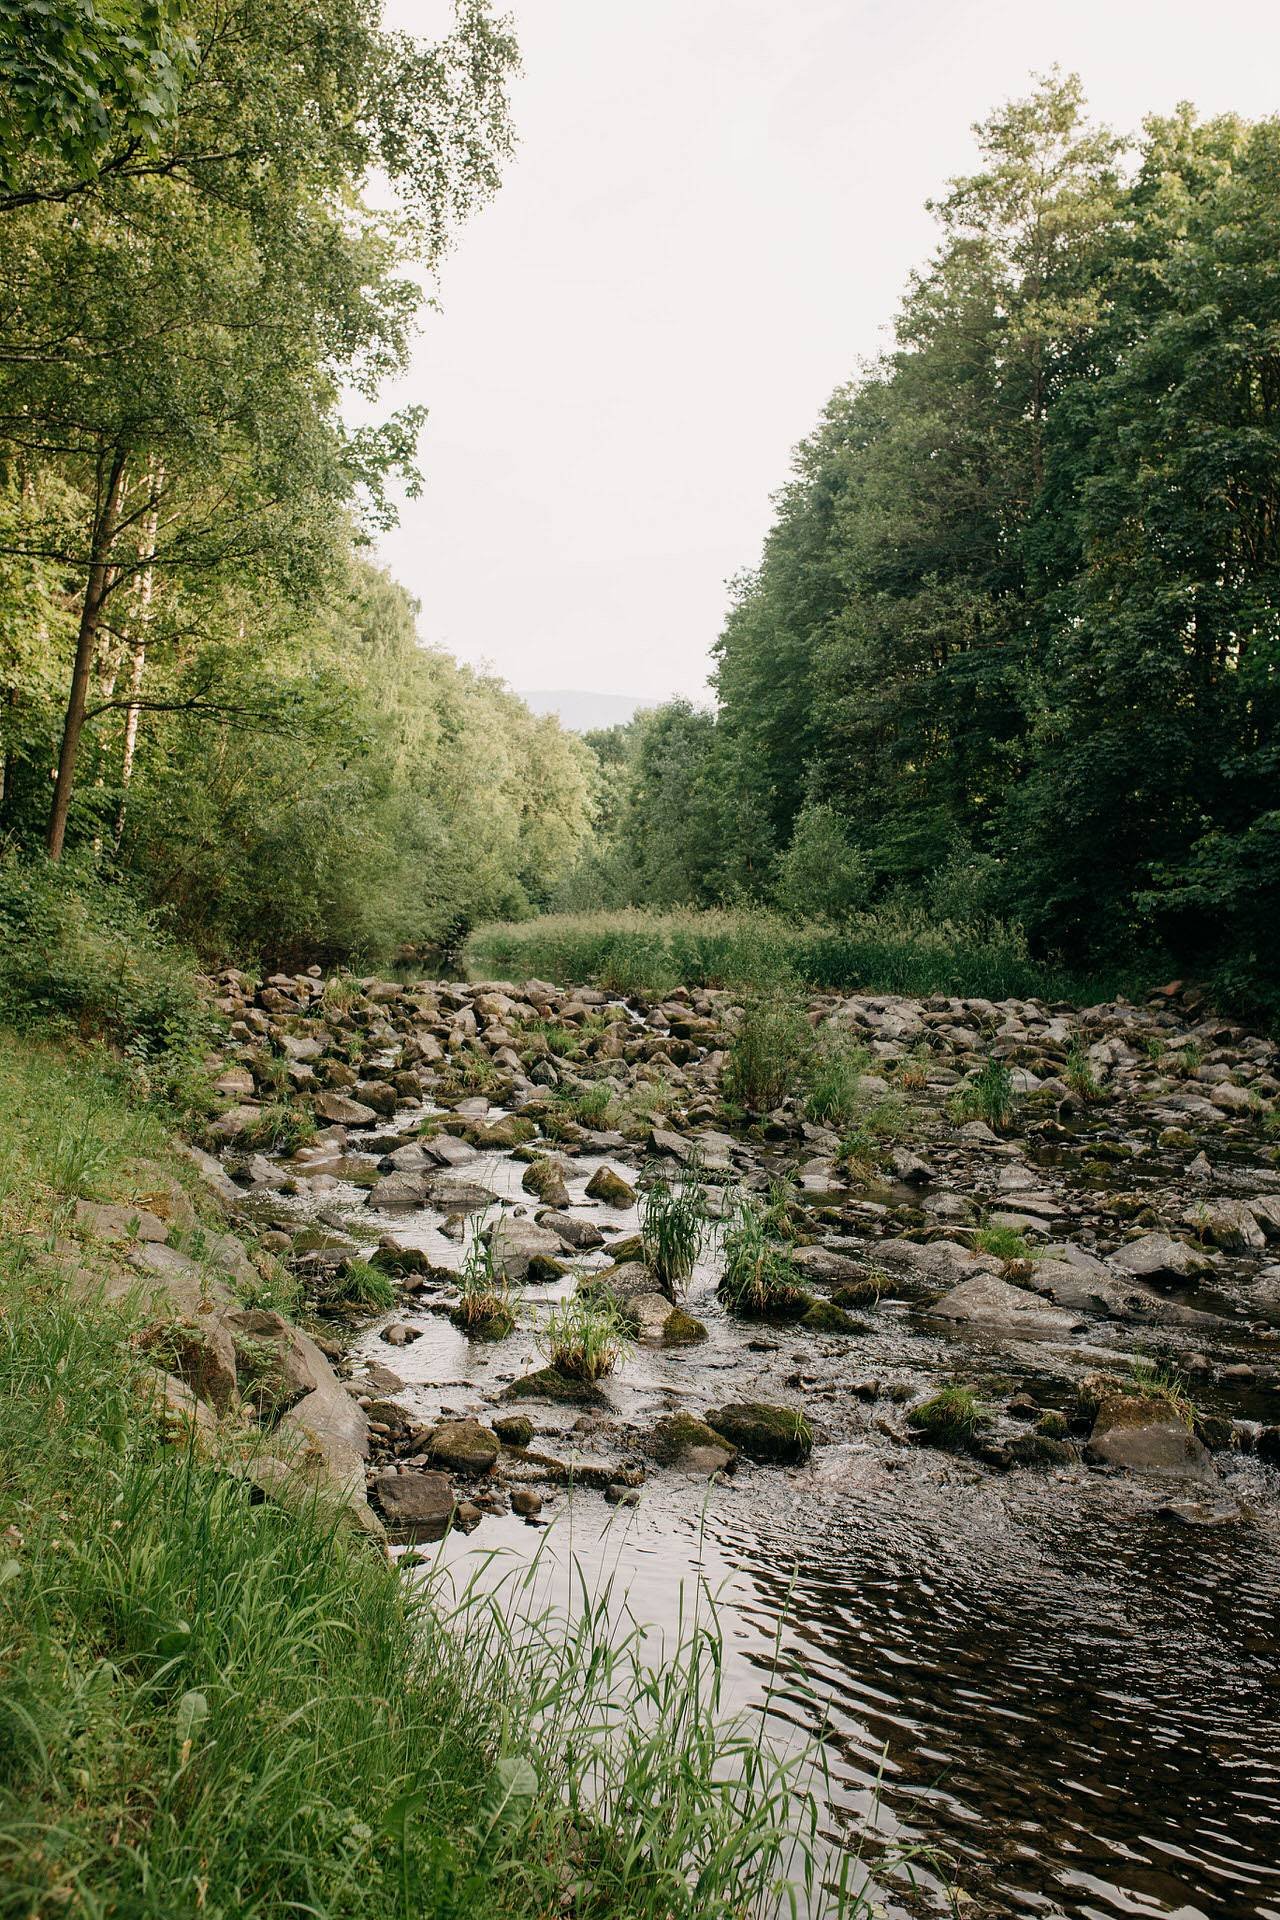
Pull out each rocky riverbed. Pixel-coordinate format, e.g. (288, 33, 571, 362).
(175, 968, 1280, 1918)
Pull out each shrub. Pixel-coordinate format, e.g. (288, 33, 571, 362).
(772, 802, 869, 921)
(950, 1057, 1016, 1132)
(0, 854, 211, 1069)
(804, 1030, 869, 1127)
(724, 987, 813, 1110)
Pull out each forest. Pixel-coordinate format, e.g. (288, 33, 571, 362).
(559, 76, 1280, 1023)
(0, 0, 593, 967)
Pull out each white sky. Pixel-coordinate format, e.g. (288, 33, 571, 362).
(374, 0, 1280, 704)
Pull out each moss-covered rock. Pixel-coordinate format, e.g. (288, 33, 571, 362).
(651, 1412, 736, 1472)
(662, 1306, 708, 1345)
(493, 1413, 534, 1448)
(585, 1165, 636, 1207)
(799, 1299, 860, 1334)
(705, 1400, 813, 1465)
(503, 1367, 603, 1406)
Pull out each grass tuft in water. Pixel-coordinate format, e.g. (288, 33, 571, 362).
(907, 1385, 992, 1450)
(640, 1163, 708, 1291)
(950, 1057, 1016, 1132)
(537, 1289, 632, 1382)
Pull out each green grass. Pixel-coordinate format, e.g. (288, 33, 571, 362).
(718, 1202, 810, 1320)
(452, 1220, 515, 1339)
(1064, 1042, 1102, 1102)
(640, 1164, 708, 1290)
(1129, 1357, 1197, 1428)
(723, 986, 814, 1111)
(536, 1290, 631, 1382)
(331, 1255, 398, 1312)
(949, 1057, 1017, 1132)
(907, 1385, 992, 1450)
(467, 907, 1151, 1004)
(0, 1029, 883, 1920)
(973, 1224, 1035, 1262)
(804, 1032, 870, 1128)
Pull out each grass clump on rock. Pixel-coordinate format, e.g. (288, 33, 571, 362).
(640, 1164, 707, 1290)
(706, 1401, 814, 1465)
(451, 1225, 516, 1340)
(537, 1290, 631, 1383)
(907, 1385, 992, 1450)
(719, 1201, 811, 1321)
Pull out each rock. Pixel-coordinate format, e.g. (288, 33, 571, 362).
(493, 1413, 534, 1447)
(504, 1367, 603, 1405)
(585, 1165, 637, 1206)
(604, 1482, 641, 1506)
(137, 1311, 239, 1412)
(511, 1488, 543, 1517)
(522, 1158, 571, 1208)
(705, 1401, 813, 1465)
(381, 1323, 422, 1346)
(648, 1127, 694, 1163)
(1153, 1494, 1243, 1527)
(175, 1142, 242, 1205)
(313, 1090, 380, 1126)
(1110, 1233, 1215, 1283)
(427, 1419, 500, 1474)
(1209, 1082, 1254, 1114)
(139, 1368, 218, 1445)
(1256, 1426, 1280, 1466)
(889, 1148, 934, 1184)
(221, 1307, 332, 1417)
(534, 1209, 605, 1250)
(650, 1413, 736, 1474)
(488, 1216, 569, 1282)
(1003, 1433, 1075, 1469)
(800, 1298, 859, 1334)
(354, 1080, 398, 1116)
(1085, 1391, 1213, 1481)
(927, 1274, 1077, 1335)
(1181, 1200, 1265, 1252)
(368, 1170, 431, 1209)
(662, 1306, 707, 1345)
(281, 1375, 371, 1512)
(373, 1469, 456, 1541)
(75, 1199, 169, 1243)
(789, 1245, 865, 1288)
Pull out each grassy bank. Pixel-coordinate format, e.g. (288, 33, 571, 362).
(467, 908, 1153, 1004)
(0, 1010, 871, 1916)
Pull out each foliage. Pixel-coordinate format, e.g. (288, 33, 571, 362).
(973, 1224, 1034, 1262)
(640, 1164, 707, 1290)
(805, 1030, 869, 1127)
(536, 77, 1280, 1029)
(468, 907, 1145, 1004)
(907, 1386, 992, 1450)
(453, 1220, 514, 1338)
(950, 1058, 1016, 1133)
(536, 1290, 631, 1382)
(723, 985, 814, 1110)
(0, 852, 211, 1073)
(718, 1200, 810, 1320)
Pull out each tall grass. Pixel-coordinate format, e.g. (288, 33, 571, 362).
(640, 1164, 708, 1289)
(468, 907, 1148, 1004)
(536, 1290, 631, 1381)
(0, 1029, 882, 1920)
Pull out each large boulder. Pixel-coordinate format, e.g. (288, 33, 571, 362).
(1085, 1391, 1214, 1481)
(314, 1090, 379, 1127)
(372, 1469, 456, 1541)
(1110, 1233, 1215, 1284)
(585, 1165, 637, 1207)
(426, 1419, 500, 1474)
(650, 1413, 736, 1475)
(487, 1216, 568, 1281)
(927, 1273, 1077, 1336)
(137, 1315, 238, 1413)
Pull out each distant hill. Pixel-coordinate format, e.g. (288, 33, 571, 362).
(518, 689, 651, 733)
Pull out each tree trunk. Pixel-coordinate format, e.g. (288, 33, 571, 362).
(46, 444, 128, 860)
(114, 463, 163, 848)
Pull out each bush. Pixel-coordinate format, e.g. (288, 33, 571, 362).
(773, 802, 869, 921)
(724, 987, 813, 1111)
(0, 854, 211, 1070)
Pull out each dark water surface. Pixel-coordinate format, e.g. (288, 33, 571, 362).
(428, 1449, 1280, 1920)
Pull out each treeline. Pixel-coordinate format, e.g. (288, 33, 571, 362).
(0, 0, 594, 965)
(565, 76, 1280, 1021)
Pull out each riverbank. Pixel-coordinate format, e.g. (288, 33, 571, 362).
(465, 909, 1159, 1008)
(0, 1031, 860, 1920)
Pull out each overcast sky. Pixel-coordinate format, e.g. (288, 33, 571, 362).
(374, 0, 1280, 705)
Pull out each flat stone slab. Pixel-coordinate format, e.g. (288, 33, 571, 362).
(927, 1273, 1077, 1336)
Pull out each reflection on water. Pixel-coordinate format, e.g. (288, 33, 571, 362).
(429, 1459, 1280, 1920)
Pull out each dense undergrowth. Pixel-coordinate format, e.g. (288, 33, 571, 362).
(467, 908, 1154, 1006)
(0, 923, 877, 1919)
